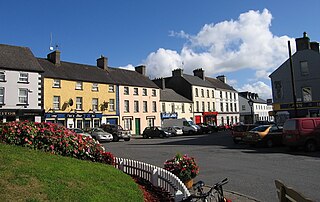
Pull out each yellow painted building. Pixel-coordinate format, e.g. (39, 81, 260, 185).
(39, 51, 118, 129)
(43, 78, 117, 128)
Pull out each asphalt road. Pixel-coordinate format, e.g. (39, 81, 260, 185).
(103, 131, 320, 202)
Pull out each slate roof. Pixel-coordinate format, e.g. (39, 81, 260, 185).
(182, 74, 214, 88)
(0, 44, 43, 72)
(38, 58, 159, 88)
(107, 67, 159, 88)
(160, 88, 193, 103)
(205, 77, 237, 91)
(38, 58, 114, 84)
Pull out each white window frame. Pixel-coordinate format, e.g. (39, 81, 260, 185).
(109, 99, 115, 111)
(195, 88, 198, 97)
(53, 96, 60, 110)
(201, 89, 204, 97)
(124, 100, 129, 113)
(133, 88, 138, 95)
(109, 85, 114, 92)
(171, 103, 175, 113)
(302, 87, 312, 102)
(152, 89, 156, 97)
(92, 98, 98, 111)
(182, 103, 185, 113)
(92, 83, 98, 91)
(0, 71, 5, 82)
(18, 88, 28, 104)
(143, 101, 148, 112)
(152, 101, 157, 112)
(76, 81, 83, 90)
(0, 87, 4, 104)
(124, 87, 129, 95)
(19, 72, 28, 83)
(124, 118, 132, 130)
(76, 97, 83, 110)
(134, 100, 139, 112)
(142, 88, 147, 96)
(53, 79, 61, 88)
(162, 103, 166, 112)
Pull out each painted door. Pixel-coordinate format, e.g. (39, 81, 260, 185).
(135, 118, 141, 135)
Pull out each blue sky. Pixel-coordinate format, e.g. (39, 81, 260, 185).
(1, 0, 319, 99)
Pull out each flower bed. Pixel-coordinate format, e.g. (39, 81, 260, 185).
(164, 153, 199, 183)
(0, 121, 114, 165)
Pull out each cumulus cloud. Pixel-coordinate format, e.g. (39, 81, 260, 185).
(118, 64, 135, 71)
(237, 81, 272, 100)
(143, 9, 294, 80)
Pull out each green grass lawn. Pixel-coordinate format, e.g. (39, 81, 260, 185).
(0, 143, 144, 202)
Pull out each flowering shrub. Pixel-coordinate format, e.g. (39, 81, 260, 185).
(0, 121, 114, 165)
(163, 153, 199, 182)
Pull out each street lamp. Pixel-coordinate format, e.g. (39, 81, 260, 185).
(248, 98, 254, 124)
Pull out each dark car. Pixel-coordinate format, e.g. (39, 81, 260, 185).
(243, 125, 283, 147)
(100, 124, 131, 142)
(231, 124, 257, 144)
(142, 126, 171, 138)
(196, 123, 219, 134)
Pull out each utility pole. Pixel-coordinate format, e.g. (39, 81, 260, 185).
(288, 41, 298, 118)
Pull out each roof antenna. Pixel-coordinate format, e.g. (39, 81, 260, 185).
(49, 33, 54, 51)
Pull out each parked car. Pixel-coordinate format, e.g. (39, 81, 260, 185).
(243, 125, 283, 147)
(163, 126, 183, 136)
(89, 128, 113, 142)
(69, 128, 92, 139)
(142, 126, 171, 138)
(100, 124, 131, 142)
(231, 124, 257, 144)
(254, 120, 275, 126)
(283, 117, 320, 152)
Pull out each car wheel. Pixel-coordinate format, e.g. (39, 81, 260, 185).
(188, 130, 193, 135)
(112, 134, 119, 142)
(143, 134, 148, 139)
(124, 137, 130, 141)
(305, 140, 317, 152)
(266, 139, 273, 148)
(233, 139, 239, 144)
(159, 133, 164, 138)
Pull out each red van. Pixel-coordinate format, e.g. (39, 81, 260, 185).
(283, 117, 320, 152)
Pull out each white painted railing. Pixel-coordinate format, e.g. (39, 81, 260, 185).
(114, 157, 190, 201)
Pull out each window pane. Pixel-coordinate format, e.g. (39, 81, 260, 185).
(300, 61, 309, 76)
(0, 87, 4, 104)
(0, 72, 5, 81)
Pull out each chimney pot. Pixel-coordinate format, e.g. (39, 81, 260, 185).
(97, 56, 108, 70)
(193, 68, 205, 80)
(47, 50, 61, 65)
(216, 75, 227, 83)
(135, 65, 146, 76)
(172, 68, 183, 77)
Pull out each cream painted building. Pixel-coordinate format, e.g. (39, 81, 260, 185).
(108, 65, 161, 135)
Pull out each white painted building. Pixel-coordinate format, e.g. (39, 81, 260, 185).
(0, 44, 43, 122)
(239, 92, 274, 124)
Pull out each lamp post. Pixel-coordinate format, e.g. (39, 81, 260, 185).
(248, 98, 254, 124)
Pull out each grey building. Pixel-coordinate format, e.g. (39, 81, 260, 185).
(269, 32, 320, 119)
(0, 44, 44, 122)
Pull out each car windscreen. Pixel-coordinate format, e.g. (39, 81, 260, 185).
(94, 128, 104, 132)
(250, 125, 269, 132)
(283, 120, 296, 130)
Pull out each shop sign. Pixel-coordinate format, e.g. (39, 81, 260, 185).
(0, 111, 16, 116)
(161, 112, 178, 119)
(280, 101, 320, 110)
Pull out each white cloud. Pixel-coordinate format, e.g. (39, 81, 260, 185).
(143, 9, 294, 80)
(118, 64, 135, 71)
(237, 81, 272, 100)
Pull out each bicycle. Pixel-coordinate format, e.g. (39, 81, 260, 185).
(182, 178, 231, 202)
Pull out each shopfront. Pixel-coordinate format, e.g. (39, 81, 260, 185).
(203, 112, 218, 125)
(45, 112, 103, 129)
(160, 112, 178, 120)
(0, 109, 43, 123)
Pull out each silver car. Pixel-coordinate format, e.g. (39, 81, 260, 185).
(90, 128, 113, 142)
(69, 128, 92, 139)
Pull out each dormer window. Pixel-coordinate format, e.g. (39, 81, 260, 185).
(142, 88, 147, 96)
(18, 72, 28, 83)
(76, 81, 83, 90)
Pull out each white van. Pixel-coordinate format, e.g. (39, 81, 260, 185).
(162, 118, 197, 135)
